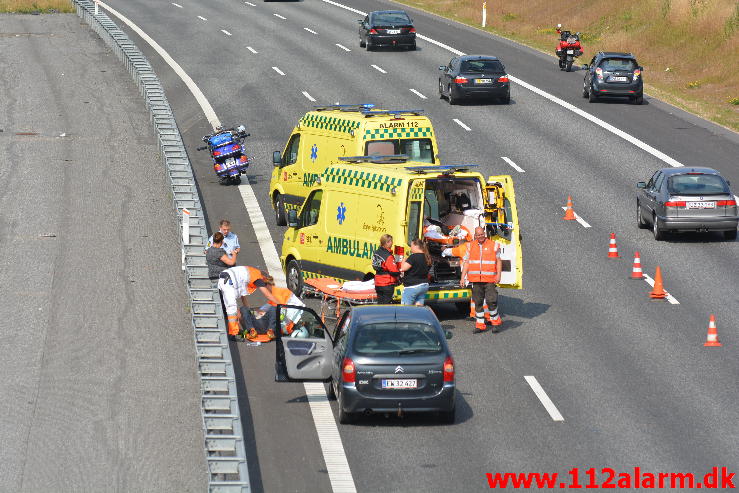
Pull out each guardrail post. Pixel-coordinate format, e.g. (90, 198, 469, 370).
(482, 2, 487, 28)
(182, 208, 191, 270)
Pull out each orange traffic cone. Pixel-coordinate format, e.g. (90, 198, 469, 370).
(630, 252, 644, 279)
(703, 315, 722, 347)
(563, 196, 576, 220)
(649, 266, 667, 300)
(607, 233, 620, 258)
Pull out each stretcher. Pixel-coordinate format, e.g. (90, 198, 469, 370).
(303, 277, 377, 324)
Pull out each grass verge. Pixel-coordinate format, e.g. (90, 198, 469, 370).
(0, 0, 74, 13)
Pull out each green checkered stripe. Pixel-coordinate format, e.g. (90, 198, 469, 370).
(302, 271, 325, 280)
(410, 185, 424, 201)
(322, 167, 403, 193)
(300, 114, 360, 134)
(364, 127, 433, 140)
(392, 288, 471, 300)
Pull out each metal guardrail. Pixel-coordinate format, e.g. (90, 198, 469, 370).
(73, 1, 250, 491)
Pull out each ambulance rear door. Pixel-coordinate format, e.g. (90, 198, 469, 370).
(405, 179, 427, 250)
(484, 175, 522, 289)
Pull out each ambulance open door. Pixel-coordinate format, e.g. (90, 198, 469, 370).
(405, 179, 427, 248)
(484, 175, 522, 289)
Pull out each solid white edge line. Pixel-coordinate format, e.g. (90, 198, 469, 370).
(94, 3, 357, 492)
(221, 29, 232, 36)
(245, 1, 256, 5)
(642, 273, 680, 304)
(197, 15, 207, 21)
(524, 376, 564, 421)
(335, 43, 351, 52)
(409, 88, 427, 100)
(371, 64, 386, 74)
(453, 118, 471, 131)
(501, 156, 524, 173)
(302, 91, 317, 102)
(274, 13, 286, 19)
(319, 0, 686, 170)
(272, 66, 286, 76)
(171, 2, 182, 8)
(304, 27, 318, 34)
(560, 206, 591, 228)
(246, 46, 258, 54)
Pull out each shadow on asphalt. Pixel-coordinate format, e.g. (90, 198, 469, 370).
(659, 230, 737, 243)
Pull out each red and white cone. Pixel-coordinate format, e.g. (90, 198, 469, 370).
(703, 315, 722, 347)
(608, 233, 620, 258)
(630, 252, 644, 279)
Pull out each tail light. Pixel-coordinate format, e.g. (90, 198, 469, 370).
(443, 357, 455, 382)
(454, 76, 468, 84)
(409, 27, 416, 33)
(497, 75, 509, 83)
(369, 28, 378, 34)
(633, 68, 641, 81)
(342, 358, 356, 383)
(664, 200, 686, 207)
(717, 200, 737, 206)
(212, 150, 221, 156)
(595, 67, 603, 80)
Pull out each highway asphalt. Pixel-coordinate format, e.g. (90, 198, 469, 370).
(99, 0, 738, 491)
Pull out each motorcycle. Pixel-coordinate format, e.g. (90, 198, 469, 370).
(555, 27, 583, 72)
(197, 125, 251, 184)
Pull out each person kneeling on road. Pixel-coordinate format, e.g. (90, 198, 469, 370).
(218, 265, 279, 341)
(460, 227, 503, 332)
(239, 278, 306, 342)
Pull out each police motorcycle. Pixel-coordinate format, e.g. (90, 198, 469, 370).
(555, 24, 583, 72)
(196, 125, 251, 185)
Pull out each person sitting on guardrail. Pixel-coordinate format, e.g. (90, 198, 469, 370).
(206, 231, 238, 281)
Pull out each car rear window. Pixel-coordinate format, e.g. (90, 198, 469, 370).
(667, 174, 730, 195)
(461, 60, 504, 73)
(353, 322, 443, 356)
(599, 58, 637, 71)
(373, 13, 411, 25)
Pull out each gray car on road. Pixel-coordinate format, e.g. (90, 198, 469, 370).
(637, 167, 738, 240)
(274, 304, 456, 424)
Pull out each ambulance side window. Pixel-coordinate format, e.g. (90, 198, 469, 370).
(283, 134, 300, 167)
(407, 201, 422, 245)
(300, 190, 322, 227)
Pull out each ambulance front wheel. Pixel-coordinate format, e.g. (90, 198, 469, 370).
(286, 259, 304, 296)
(275, 193, 287, 226)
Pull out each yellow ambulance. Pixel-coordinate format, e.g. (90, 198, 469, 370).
(279, 157, 522, 310)
(269, 104, 440, 225)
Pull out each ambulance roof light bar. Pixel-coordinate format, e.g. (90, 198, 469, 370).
(360, 109, 424, 117)
(338, 154, 410, 164)
(314, 103, 376, 112)
(406, 164, 479, 174)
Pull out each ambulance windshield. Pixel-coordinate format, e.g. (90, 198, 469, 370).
(365, 138, 434, 163)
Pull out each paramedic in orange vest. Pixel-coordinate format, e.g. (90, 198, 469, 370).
(241, 280, 304, 341)
(218, 266, 279, 341)
(460, 227, 503, 332)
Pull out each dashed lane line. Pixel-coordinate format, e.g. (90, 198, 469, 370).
(244, 1, 256, 5)
(197, 15, 207, 21)
(302, 91, 317, 102)
(274, 13, 286, 19)
(371, 64, 386, 74)
(171, 2, 182, 8)
(246, 46, 258, 54)
(409, 88, 427, 99)
(304, 27, 318, 34)
(453, 118, 471, 131)
(560, 206, 591, 228)
(642, 273, 680, 304)
(221, 29, 232, 36)
(272, 66, 286, 76)
(335, 43, 350, 52)
(501, 156, 524, 173)
(92, 2, 357, 492)
(525, 376, 564, 422)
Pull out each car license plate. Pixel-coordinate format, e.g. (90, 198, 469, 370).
(386, 29, 401, 34)
(566, 49, 574, 54)
(475, 78, 492, 84)
(687, 201, 716, 209)
(610, 76, 629, 82)
(382, 379, 417, 389)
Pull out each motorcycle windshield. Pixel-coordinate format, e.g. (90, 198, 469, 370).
(208, 133, 233, 147)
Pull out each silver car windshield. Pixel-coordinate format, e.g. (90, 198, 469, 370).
(353, 323, 442, 356)
(667, 174, 729, 195)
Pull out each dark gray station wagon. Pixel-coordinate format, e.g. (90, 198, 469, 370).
(275, 304, 456, 424)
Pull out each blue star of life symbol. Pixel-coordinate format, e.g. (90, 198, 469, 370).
(337, 202, 346, 224)
(310, 144, 318, 162)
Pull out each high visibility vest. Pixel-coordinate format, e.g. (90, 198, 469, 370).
(268, 287, 298, 306)
(245, 266, 264, 294)
(449, 242, 469, 258)
(466, 239, 499, 283)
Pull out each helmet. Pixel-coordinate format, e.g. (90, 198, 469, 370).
(557, 23, 562, 29)
(236, 124, 246, 134)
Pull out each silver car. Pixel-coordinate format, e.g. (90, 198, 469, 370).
(637, 167, 738, 240)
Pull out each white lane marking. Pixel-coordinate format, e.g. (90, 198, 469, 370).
(501, 156, 524, 173)
(371, 64, 386, 74)
(409, 88, 427, 99)
(453, 119, 471, 131)
(304, 27, 318, 34)
(274, 13, 286, 19)
(221, 29, 232, 36)
(560, 206, 591, 228)
(335, 43, 351, 52)
(197, 15, 207, 21)
(642, 273, 680, 304)
(272, 66, 286, 76)
(246, 46, 258, 54)
(319, 0, 686, 169)
(302, 91, 317, 102)
(524, 376, 564, 422)
(93, 3, 357, 492)
(171, 2, 182, 8)
(244, 1, 256, 5)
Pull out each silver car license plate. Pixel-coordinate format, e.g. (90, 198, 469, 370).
(382, 379, 417, 389)
(687, 201, 716, 209)
(386, 29, 401, 34)
(610, 76, 629, 82)
(475, 78, 492, 84)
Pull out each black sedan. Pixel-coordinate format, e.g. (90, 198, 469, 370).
(358, 10, 416, 51)
(439, 55, 510, 104)
(274, 304, 456, 424)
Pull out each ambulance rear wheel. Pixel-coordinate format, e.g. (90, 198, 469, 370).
(286, 259, 304, 296)
(275, 194, 287, 226)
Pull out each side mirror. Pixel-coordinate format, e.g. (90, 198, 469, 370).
(273, 151, 282, 166)
(287, 209, 299, 228)
(637, 182, 647, 189)
(438, 65, 445, 71)
(445, 330, 453, 340)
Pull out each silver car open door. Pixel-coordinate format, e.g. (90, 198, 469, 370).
(274, 305, 333, 382)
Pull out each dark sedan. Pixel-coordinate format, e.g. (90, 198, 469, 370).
(358, 10, 416, 51)
(637, 167, 738, 240)
(439, 55, 510, 104)
(583, 52, 644, 104)
(274, 304, 456, 424)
